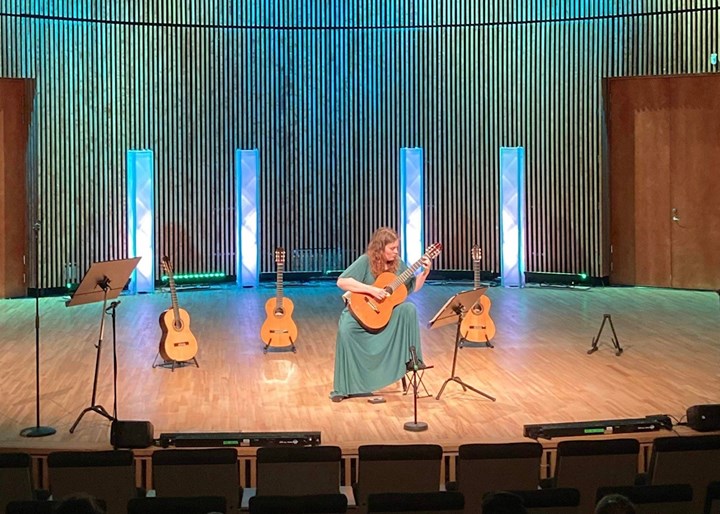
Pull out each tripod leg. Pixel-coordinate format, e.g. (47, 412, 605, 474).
(607, 316, 624, 356)
(587, 315, 608, 354)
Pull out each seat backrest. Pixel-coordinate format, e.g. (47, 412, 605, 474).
(367, 492, 464, 514)
(597, 484, 693, 514)
(248, 493, 348, 513)
(554, 439, 639, 514)
(0, 452, 34, 514)
(511, 488, 580, 514)
(5, 501, 57, 514)
(355, 445, 443, 514)
(648, 435, 720, 514)
(127, 495, 226, 514)
(456, 442, 542, 514)
(256, 446, 342, 496)
(151, 448, 240, 512)
(47, 450, 136, 514)
(705, 481, 720, 514)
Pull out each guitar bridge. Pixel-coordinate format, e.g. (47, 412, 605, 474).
(364, 297, 380, 313)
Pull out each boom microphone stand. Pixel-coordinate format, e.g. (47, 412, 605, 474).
(20, 221, 56, 438)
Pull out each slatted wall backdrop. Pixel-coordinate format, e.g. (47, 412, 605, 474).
(1, 2, 718, 289)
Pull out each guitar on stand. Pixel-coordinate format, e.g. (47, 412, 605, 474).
(154, 256, 199, 370)
(348, 243, 442, 332)
(459, 245, 496, 348)
(260, 248, 298, 353)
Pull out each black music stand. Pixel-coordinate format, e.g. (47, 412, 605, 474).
(430, 288, 496, 402)
(67, 257, 140, 433)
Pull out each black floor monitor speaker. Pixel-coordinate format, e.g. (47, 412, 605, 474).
(687, 404, 720, 432)
(111, 420, 155, 448)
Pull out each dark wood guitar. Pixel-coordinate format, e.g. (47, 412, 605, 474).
(460, 245, 496, 344)
(348, 243, 442, 332)
(260, 248, 298, 351)
(159, 256, 199, 362)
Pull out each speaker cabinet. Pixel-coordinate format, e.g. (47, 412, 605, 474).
(111, 420, 155, 448)
(687, 404, 720, 432)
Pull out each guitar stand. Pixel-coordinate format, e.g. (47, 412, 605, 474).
(403, 363, 433, 398)
(587, 314, 623, 356)
(459, 333, 494, 349)
(263, 333, 297, 354)
(152, 353, 200, 372)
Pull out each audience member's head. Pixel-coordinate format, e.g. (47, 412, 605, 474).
(595, 493, 636, 514)
(54, 494, 106, 514)
(482, 491, 528, 514)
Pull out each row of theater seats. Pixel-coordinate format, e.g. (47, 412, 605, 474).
(2, 434, 720, 514)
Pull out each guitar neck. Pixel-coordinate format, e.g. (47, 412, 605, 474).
(473, 259, 481, 289)
(168, 274, 181, 320)
(389, 257, 425, 291)
(276, 263, 284, 307)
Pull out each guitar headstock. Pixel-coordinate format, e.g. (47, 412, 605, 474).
(274, 247, 286, 265)
(161, 255, 173, 275)
(424, 242, 443, 260)
(471, 245, 482, 262)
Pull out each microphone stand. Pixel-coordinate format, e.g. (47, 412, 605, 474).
(20, 221, 56, 437)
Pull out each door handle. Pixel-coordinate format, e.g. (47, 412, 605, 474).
(672, 208, 680, 222)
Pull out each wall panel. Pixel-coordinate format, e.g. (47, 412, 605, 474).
(0, 2, 717, 289)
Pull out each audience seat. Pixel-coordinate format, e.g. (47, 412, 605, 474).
(450, 442, 542, 514)
(646, 435, 720, 514)
(248, 493, 348, 513)
(151, 448, 241, 512)
(367, 491, 464, 514)
(546, 438, 639, 514)
(353, 444, 443, 514)
(47, 450, 138, 514)
(597, 484, 693, 514)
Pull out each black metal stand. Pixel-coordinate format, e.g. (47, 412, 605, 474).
(404, 346, 428, 432)
(587, 314, 623, 356)
(152, 353, 200, 371)
(20, 221, 56, 438)
(436, 307, 496, 402)
(70, 284, 116, 433)
(66, 257, 140, 434)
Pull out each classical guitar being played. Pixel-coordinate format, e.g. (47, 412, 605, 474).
(459, 245, 496, 346)
(348, 243, 442, 332)
(260, 248, 298, 352)
(158, 256, 199, 362)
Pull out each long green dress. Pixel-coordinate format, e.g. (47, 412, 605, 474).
(331, 254, 424, 399)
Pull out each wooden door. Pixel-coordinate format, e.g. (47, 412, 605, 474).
(0, 79, 33, 298)
(669, 76, 720, 289)
(608, 74, 720, 290)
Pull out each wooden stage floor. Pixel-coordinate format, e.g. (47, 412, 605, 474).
(2, 281, 719, 454)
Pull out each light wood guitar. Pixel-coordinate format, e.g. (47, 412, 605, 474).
(159, 256, 199, 362)
(348, 243, 442, 332)
(260, 248, 298, 351)
(460, 245, 496, 344)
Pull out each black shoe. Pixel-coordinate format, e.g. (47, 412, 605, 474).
(331, 394, 346, 403)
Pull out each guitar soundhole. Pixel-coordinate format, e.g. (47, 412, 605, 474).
(173, 320, 184, 331)
(471, 305, 484, 315)
(274, 308, 285, 317)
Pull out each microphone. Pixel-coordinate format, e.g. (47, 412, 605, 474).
(409, 345, 419, 372)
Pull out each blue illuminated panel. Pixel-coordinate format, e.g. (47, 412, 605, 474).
(126, 149, 154, 293)
(400, 147, 424, 263)
(500, 147, 525, 287)
(236, 149, 259, 287)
